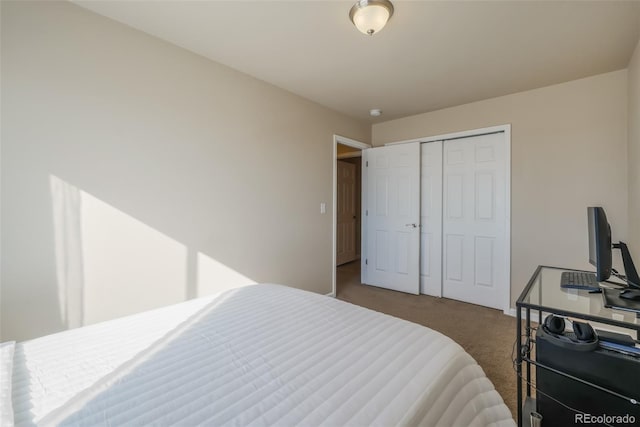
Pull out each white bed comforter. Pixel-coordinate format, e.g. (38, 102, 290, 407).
(10, 285, 514, 427)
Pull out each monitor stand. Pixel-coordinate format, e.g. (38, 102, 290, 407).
(602, 288, 640, 314)
(613, 241, 639, 288)
(610, 242, 640, 317)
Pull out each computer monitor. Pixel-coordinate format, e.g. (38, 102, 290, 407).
(587, 207, 612, 282)
(587, 206, 640, 290)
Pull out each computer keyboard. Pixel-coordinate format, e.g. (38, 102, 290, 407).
(560, 271, 600, 291)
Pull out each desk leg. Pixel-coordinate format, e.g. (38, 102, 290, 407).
(526, 308, 531, 397)
(517, 307, 522, 426)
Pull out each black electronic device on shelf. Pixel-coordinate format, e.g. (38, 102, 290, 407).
(536, 324, 640, 427)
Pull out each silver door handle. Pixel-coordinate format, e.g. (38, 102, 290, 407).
(405, 223, 418, 228)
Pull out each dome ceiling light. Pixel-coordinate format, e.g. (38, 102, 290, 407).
(349, 0, 394, 36)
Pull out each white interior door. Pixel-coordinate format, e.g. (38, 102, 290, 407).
(442, 133, 507, 309)
(336, 160, 357, 266)
(420, 141, 443, 296)
(364, 142, 420, 294)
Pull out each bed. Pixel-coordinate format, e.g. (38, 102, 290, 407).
(5, 284, 515, 426)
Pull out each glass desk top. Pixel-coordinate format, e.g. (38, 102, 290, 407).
(517, 265, 640, 332)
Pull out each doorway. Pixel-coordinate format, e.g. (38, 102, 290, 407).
(336, 157, 359, 266)
(332, 135, 371, 297)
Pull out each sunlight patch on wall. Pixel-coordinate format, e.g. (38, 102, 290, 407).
(50, 175, 188, 327)
(80, 191, 187, 325)
(50, 176, 84, 329)
(197, 252, 256, 297)
(50, 175, 257, 329)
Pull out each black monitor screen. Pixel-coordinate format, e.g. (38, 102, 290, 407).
(587, 207, 612, 282)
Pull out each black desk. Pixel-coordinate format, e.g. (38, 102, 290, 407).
(516, 266, 640, 427)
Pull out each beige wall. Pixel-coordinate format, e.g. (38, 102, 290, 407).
(628, 39, 640, 258)
(373, 71, 629, 307)
(0, 1, 370, 341)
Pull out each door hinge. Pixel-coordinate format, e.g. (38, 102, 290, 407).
(366, 161, 369, 167)
(365, 210, 368, 216)
(365, 259, 368, 265)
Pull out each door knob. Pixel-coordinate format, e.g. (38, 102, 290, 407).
(405, 223, 418, 228)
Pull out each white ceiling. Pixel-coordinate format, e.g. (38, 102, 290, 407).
(74, 1, 640, 122)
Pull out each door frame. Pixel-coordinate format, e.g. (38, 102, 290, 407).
(364, 124, 511, 314)
(331, 135, 371, 297)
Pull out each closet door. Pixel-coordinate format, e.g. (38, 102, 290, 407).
(420, 141, 443, 296)
(442, 133, 507, 309)
(364, 142, 421, 294)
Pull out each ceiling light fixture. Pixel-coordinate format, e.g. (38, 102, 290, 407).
(370, 109, 382, 117)
(349, 0, 394, 36)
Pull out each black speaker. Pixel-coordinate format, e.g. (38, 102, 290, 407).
(536, 327, 640, 426)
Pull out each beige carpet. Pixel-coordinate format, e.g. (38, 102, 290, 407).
(336, 260, 518, 418)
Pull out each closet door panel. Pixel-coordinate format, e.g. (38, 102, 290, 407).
(364, 142, 421, 295)
(420, 141, 443, 296)
(442, 133, 507, 309)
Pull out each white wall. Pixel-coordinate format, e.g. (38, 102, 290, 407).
(628, 38, 640, 258)
(373, 71, 629, 307)
(0, 1, 370, 341)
